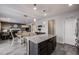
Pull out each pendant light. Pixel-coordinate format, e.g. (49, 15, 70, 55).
(43, 9, 47, 16)
(34, 18, 36, 22)
(68, 4, 73, 6)
(33, 4, 37, 10)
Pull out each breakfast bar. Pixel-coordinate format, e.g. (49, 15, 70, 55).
(26, 34, 56, 55)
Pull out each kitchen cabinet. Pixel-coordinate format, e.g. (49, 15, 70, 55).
(0, 22, 1, 31)
(0, 22, 1, 39)
(29, 36, 56, 55)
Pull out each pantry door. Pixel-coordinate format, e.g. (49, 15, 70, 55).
(65, 19, 76, 45)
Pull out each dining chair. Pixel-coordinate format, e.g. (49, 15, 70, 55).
(10, 30, 25, 46)
(10, 30, 18, 46)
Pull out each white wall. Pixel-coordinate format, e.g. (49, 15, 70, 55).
(55, 19, 65, 44)
(54, 11, 79, 45)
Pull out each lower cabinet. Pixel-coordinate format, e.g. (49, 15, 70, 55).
(0, 32, 1, 40)
(29, 36, 56, 55)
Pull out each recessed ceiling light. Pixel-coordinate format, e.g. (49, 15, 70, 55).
(68, 4, 73, 6)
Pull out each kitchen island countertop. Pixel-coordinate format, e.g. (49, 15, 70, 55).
(26, 34, 56, 44)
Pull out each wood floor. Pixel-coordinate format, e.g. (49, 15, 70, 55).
(0, 39, 78, 55)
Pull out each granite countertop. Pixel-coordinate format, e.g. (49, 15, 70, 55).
(26, 34, 56, 44)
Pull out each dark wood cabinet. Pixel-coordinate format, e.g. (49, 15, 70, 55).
(0, 32, 2, 40)
(29, 36, 56, 55)
(48, 37, 56, 54)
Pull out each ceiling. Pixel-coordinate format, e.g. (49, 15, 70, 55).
(0, 4, 79, 24)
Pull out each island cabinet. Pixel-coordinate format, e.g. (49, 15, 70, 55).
(29, 36, 56, 55)
(0, 22, 1, 39)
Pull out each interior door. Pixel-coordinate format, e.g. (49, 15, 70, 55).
(65, 19, 76, 45)
(48, 20, 55, 35)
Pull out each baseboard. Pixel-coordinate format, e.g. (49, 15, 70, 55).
(64, 43, 76, 47)
(57, 42, 76, 47)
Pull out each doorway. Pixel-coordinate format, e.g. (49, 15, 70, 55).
(64, 19, 76, 45)
(48, 20, 55, 35)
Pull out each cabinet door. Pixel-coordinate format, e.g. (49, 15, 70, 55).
(52, 36, 56, 50)
(48, 39, 53, 54)
(38, 40, 48, 55)
(48, 37, 56, 54)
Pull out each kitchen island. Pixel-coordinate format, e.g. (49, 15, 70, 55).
(26, 34, 56, 55)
